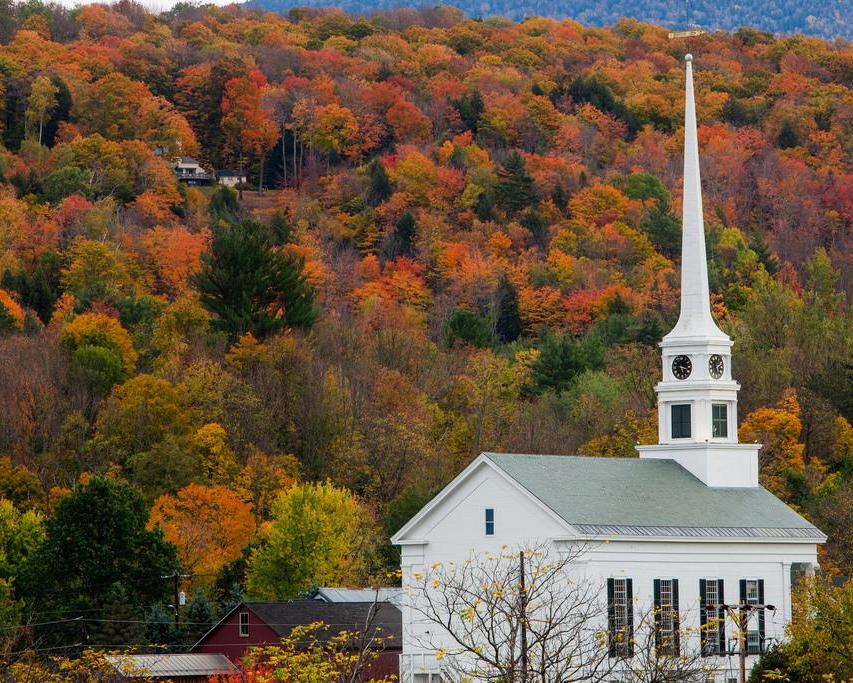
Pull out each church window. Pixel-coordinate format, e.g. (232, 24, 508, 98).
(654, 578, 679, 655)
(700, 578, 726, 655)
(712, 404, 728, 438)
(485, 508, 494, 536)
(671, 404, 691, 439)
(740, 579, 765, 655)
(607, 578, 633, 658)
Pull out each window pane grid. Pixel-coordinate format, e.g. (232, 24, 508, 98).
(745, 579, 761, 654)
(613, 578, 629, 656)
(705, 579, 721, 654)
(672, 404, 691, 439)
(712, 404, 728, 438)
(485, 508, 494, 536)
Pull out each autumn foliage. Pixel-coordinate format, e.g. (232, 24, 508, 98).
(0, 1, 849, 666)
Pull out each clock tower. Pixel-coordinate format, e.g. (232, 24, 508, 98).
(636, 55, 760, 487)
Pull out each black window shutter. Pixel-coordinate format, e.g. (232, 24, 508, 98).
(672, 579, 680, 655)
(626, 578, 634, 657)
(758, 579, 766, 653)
(739, 579, 747, 604)
(607, 578, 616, 657)
(699, 579, 708, 655)
(653, 579, 661, 650)
(717, 579, 726, 655)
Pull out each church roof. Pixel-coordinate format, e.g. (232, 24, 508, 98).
(485, 453, 825, 541)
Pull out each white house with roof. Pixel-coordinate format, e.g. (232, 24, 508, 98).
(391, 55, 825, 683)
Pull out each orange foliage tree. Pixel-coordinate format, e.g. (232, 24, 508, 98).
(148, 483, 256, 576)
(221, 70, 278, 191)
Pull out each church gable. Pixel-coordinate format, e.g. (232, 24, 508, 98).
(391, 455, 573, 545)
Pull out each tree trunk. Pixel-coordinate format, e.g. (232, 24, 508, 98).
(293, 134, 298, 186)
(258, 153, 264, 194)
(238, 150, 244, 200)
(281, 127, 287, 187)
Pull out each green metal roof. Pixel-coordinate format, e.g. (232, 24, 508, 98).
(485, 453, 825, 540)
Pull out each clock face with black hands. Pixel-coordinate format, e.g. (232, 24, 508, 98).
(709, 354, 725, 379)
(672, 355, 692, 380)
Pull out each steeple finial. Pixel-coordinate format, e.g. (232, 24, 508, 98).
(664, 54, 729, 343)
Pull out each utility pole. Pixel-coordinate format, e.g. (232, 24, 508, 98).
(162, 570, 191, 631)
(518, 550, 528, 683)
(705, 601, 776, 683)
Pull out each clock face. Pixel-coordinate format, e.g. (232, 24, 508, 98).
(709, 354, 725, 379)
(672, 355, 692, 380)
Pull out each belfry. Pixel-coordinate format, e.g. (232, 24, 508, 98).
(636, 55, 760, 487)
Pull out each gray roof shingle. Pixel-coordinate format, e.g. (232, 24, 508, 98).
(485, 453, 825, 540)
(246, 601, 402, 643)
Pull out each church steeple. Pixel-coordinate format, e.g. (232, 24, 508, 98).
(664, 54, 729, 344)
(636, 55, 759, 488)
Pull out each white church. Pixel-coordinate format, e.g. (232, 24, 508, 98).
(392, 55, 826, 682)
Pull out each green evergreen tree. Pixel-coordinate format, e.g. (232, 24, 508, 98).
(641, 206, 681, 258)
(390, 211, 416, 258)
(495, 152, 536, 215)
(208, 185, 239, 222)
(145, 602, 180, 650)
(88, 585, 146, 648)
(492, 274, 522, 343)
(193, 219, 316, 340)
(443, 309, 492, 348)
(366, 158, 392, 206)
(18, 477, 178, 644)
(183, 590, 215, 646)
(0, 302, 16, 336)
(1, 251, 60, 323)
(777, 119, 801, 148)
(531, 331, 604, 394)
(452, 90, 483, 133)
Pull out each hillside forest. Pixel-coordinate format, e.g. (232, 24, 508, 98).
(248, 0, 853, 41)
(0, 0, 850, 672)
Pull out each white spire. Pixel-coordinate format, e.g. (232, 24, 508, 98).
(663, 54, 729, 344)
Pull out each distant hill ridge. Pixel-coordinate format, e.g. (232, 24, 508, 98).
(248, 0, 851, 41)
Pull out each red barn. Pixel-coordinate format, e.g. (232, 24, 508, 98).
(193, 600, 401, 680)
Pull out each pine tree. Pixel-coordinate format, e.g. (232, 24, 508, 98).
(390, 211, 416, 258)
(366, 159, 392, 206)
(492, 275, 522, 343)
(193, 219, 316, 339)
(495, 152, 536, 215)
(145, 603, 179, 651)
(183, 591, 215, 646)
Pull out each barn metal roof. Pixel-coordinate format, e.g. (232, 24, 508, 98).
(485, 453, 825, 541)
(105, 653, 238, 678)
(312, 587, 403, 604)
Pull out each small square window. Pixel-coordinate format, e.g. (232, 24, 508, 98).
(485, 508, 494, 536)
(672, 404, 691, 439)
(712, 404, 728, 438)
(239, 612, 249, 637)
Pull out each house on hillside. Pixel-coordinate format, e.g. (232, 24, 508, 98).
(173, 157, 212, 185)
(392, 55, 826, 683)
(193, 600, 402, 678)
(104, 653, 237, 681)
(215, 169, 247, 187)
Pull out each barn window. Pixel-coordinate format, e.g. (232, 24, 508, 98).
(485, 508, 494, 536)
(239, 612, 249, 637)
